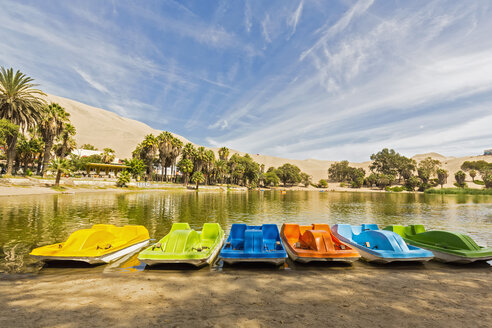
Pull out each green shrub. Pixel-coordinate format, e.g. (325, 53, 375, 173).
(117, 170, 131, 187)
(453, 182, 468, 188)
(454, 170, 466, 187)
(385, 186, 405, 192)
(317, 179, 328, 188)
(484, 174, 492, 189)
(340, 182, 347, 187)
(425, 188, 492, 195)
(473, 180, 484, 185)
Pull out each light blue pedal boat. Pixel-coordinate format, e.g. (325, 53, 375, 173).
(332, 224, 433, 263)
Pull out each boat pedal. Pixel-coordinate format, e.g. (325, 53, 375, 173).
(295, 242, 301, 248)
(152, 243, 163, 251)
(339, 244, 346, 250)
(364, 242, 370, 248)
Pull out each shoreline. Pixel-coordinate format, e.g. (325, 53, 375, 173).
(1, 179, 490, 198)
(1, 261, 490, 327)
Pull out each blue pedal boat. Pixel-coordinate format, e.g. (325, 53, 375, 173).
(220, 224, 288, 265)
(331, 224, 433, 263)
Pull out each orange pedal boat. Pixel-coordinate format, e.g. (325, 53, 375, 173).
(280, 223, 360, 263)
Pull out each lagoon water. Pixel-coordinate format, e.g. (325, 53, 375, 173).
(1, 190, 491, 273)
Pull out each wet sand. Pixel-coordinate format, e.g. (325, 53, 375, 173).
(1, 261, 490, 328)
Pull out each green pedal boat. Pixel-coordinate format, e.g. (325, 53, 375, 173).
(383, 224, 492, 263)
(138, 223, 225, 267)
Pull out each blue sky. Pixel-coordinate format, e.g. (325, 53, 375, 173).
(1, 0, 492, 161)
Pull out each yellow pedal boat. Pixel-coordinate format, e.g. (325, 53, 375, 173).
(30, 224, 150, 264)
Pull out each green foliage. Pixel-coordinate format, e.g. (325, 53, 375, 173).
(350, 176, 364, 188)
(454, 170, 466, 187)
(418, 157, 441, 178)
(0, 119, 19, 146)
(123, 158, 146, 178)
(276, 163, 301, 186)
(117, 170, 131, 187)
(264, 171, 280, 187)
(385, 186, 405, 192)
(101, 148, 116, 164)
(425, 188, 492, 195)
(364, 173, 378, 187)
(375, 174, 395, 189)
(469, 169, 477, 181)
(81, 144, 97, 150)
(339, 182, 347, 187)
(191, 171, 205, 189)
(227, 154, 260, 186)
(317, 179, 328, 188)
(328, 161, 350, 181)
(178, 158, 193, 185)
(218, 147, 230, 161)
(369, 149, 416, 183)
(436, 168, 448, 188)
(68, 154, 103, 173)
(49, 158, 71, 186)
(417, 167, 430, 184)
(369, 148, 399, 175)
(300, 172, 311, 187)
(483, 174, 492, 189)
(461, 160, 492, 177)
(473, 180, 484, 185)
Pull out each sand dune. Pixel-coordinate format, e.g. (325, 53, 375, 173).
(46, 94, 491, 184)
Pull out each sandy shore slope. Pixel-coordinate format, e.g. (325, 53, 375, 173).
(1, 262, 490, 328)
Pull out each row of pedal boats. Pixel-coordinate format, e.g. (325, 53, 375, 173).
(29, 223, 492, 267)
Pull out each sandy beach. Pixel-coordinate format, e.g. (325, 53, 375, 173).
(1, 261, 490, 328)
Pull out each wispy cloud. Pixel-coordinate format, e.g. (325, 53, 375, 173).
(73, 67, 109, 94)
(261, 14, 272, 43)
(1, 0, 491, 161)
(300, 0, 374, 61)
(288, 0, 304, 37)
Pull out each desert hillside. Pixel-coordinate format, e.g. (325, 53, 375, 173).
(46, 94, 491, 184)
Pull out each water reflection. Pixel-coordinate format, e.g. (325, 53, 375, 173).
(0, 191, 491, 273)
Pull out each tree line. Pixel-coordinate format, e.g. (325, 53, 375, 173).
(127, 133, 312, 189)
(327, 148, 492, 190)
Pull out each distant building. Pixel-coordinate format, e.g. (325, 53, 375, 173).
(72, 149, 120, 163)
(485, 149, 492, 156)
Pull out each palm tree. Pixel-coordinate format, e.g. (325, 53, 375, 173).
(182, 143, 196, 160)
(204, 149, 215, 184)
(137, 134, 158, 181)
(191, 171, 205, 190)
(218, 147, 229, 161)
(157, 131, 173, 182)
(16, 134, 43, 174)
(101, 147, 116, 164)
(215, 159, 227, 184)
(170, 137, 183, 182)
(194, 146, 208, 173)
(55, 123, 76, 159)
(0, 67, 46, 175)
(49, 158, 70, 187)
(38, 103, 70, 176)
(178, 158, 193, 186)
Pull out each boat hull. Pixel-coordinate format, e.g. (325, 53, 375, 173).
(426, 249, 492, 264)
(31, 239, 150, 264)
(221, 257, 286, 266)
(285, 243, 359, 263)
(140, 238, 224, 267)
(336, 236, 431, 263)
